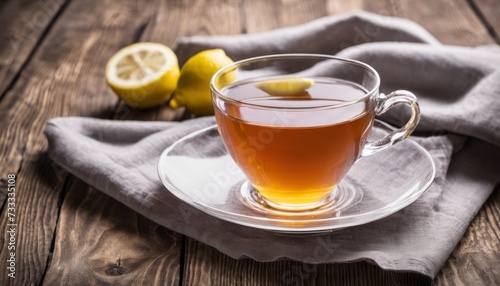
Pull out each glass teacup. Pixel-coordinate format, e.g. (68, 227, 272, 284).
(211, 54, 420, 211)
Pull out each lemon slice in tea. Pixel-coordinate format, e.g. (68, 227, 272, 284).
(106, 42, 180, 108)
(256, 78, 315, 96)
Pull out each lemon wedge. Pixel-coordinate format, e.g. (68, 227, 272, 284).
(106, 42, 180, 108)
(256, 78, 315, 96)
(170, 49, 234, 116)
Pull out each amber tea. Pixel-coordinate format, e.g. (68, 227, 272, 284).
(211, 55, 420, 212)
(214, 77, 374, 209)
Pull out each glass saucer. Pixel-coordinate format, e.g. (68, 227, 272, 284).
(157, 121, 435, 233)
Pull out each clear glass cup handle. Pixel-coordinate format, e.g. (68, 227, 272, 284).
(361, 90, 421, 157)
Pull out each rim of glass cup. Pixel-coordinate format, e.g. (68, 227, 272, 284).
(210, 53, 381, 110)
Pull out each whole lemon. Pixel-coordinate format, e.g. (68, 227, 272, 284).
(170, 49, 234, 116)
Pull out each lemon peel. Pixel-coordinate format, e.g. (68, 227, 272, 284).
(256, 78, 315, 96)
(170, 49, 234, 116)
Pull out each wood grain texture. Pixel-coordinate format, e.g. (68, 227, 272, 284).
(43, 178, 182, 285)
(122, 0, 242, 122)
(241, 0, 328, 32)
(141, 0, 241, 43)
(0, 0, 157, 284)
(433, 186, 500, 286)
(0, 0, 498, 285)
(0, 0, 67, 99)
(319, 263, 431, 285)
(470, 0, 500, 43)
(184, 237, 431, 286)
(0, 153, 66, 285)
(180, 0, 339, 285)
(181, 0, 500, 285)
(45, 0, 242, 285)
(184, 237, 318, 286)
(329, 1, 500, 284)
(327, 0, 495, 46)
(0, 0, 66, 215)
(36, 0, 183, 285)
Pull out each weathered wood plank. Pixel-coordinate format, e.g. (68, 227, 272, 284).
(36, 0, 184, 284)
(0, 153, 66, 285)
(330, 1, 500, 285)
(0, 0, 168, 284)
(184, 237, 319, 285)
(241, 0, 328, 32)
(43, 178, 182, 285)
(181, 0, 499, 285)
(126, 1, 243, 284)
(327, 0, 495, 46)
(0, 0, 67, 218)
(433, 186, 500, 286)
(318, 262, 431, 285)
(0, 0, 67, 99)
(122, 0, 242, 122)
(324, 0, 499, 281)
(140, 0, 242, 44)
(45, 0, 242, 285)
(1, 0, 496, 286)
(470, 0, 500, 43)
(181, 0, 331, 285)
(184, 237, 431, 286)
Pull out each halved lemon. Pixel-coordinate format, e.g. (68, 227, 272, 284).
(256, 77, 315, 96)
(105, 42, 180, 108)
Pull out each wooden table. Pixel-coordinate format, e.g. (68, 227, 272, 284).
(1, 0, 499, 285)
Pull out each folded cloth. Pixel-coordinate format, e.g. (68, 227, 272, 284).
(44, 12, 500, 278)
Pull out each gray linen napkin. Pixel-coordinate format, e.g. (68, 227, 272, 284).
(44, 12, 500, 278)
